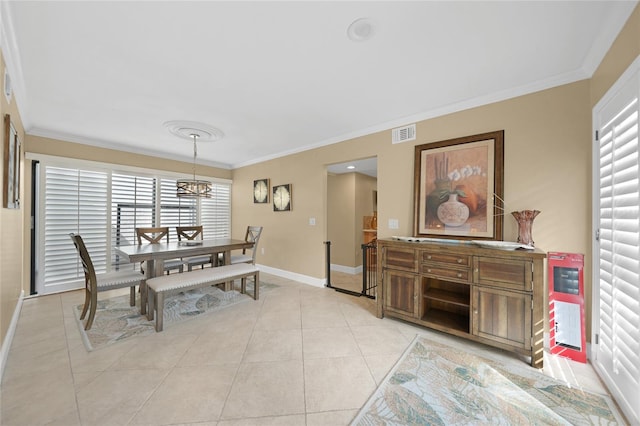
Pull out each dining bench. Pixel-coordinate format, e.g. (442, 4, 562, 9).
(145, 263, 260, 331)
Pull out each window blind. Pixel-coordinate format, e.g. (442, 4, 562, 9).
(44, 167, 108, 288)
(597, 91, 640, 395)
(111, 173, 156, 248)
(160, 178, 197, 230)
(201, 183, 231, 239)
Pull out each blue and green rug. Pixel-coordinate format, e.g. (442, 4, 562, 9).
(352, 336, 625, 425)
(74, 279, 275, 351)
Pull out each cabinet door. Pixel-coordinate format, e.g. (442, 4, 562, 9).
(383, 269, 419, 318)
(472, 286, 531, 350)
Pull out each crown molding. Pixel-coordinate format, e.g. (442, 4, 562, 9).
(26, 127, 232, 170)
(232, 67, 589, 169)
(581, 1, 639, 77)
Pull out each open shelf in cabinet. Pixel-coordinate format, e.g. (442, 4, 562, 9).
(422, 308, 470, 334)
(422, 277, 470, 333)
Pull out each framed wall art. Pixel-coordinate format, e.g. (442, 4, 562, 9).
(273, 184, 291, 212)
(253, 178, 269, 203)
(3, 114, 20, 209)
(413, 130, 504, 240)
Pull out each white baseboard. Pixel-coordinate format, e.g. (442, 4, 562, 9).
(330, 264, 363, 275)
(257, 264, 326, 287)
(0, 290, 24, 381)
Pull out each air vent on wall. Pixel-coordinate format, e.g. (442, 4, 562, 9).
(392, 124, 416, 144)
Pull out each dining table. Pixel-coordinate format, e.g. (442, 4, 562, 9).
(115, 238, 254, 314)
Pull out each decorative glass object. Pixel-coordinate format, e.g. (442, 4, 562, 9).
(511, 210, 540, 246)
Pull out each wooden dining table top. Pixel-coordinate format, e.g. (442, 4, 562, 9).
(115, 238, 253, 262)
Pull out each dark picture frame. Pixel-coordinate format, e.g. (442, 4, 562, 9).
(3, 114, 20, 209)
(253, 178, 269, 203)
(413, 130, 504, 240)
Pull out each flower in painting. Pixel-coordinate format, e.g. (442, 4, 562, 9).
(448, 170, 461, 181)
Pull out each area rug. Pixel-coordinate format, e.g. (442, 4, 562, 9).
(74, 279, 276, 351)
(351, 336, 625, 425)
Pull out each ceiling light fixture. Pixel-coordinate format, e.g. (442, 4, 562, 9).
(177, 132, 212, 198)
(164, 120, 224, 198)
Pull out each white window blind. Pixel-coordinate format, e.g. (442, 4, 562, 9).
(43, 167, 108, 289)
(593, 57, 640, 425)
(38, 162, 231, 294)
(112, 173, 156, 248)
(160, 178, 197, 229)
(597, 97, 640, 376)
(201, 183, 231, 239)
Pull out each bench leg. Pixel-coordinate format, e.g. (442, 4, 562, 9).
(155, 292, 164, 332)
(147, 287, 154, 321)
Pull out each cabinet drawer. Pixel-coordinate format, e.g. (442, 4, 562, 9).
(422, 264, 471, 282)
(383, 247, 418, 271)
(422, 251, 471, 267)
(474, 256, 532, 291)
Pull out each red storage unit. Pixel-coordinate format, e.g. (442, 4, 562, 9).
(548, 252, 586, 363)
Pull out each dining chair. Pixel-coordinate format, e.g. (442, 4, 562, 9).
(175, 225, 215, 271)
(230, 226, 263, 265)
(135, 227, 185, 275)
(69, 233, 144, 330)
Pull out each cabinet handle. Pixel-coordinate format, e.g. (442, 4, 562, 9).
(457, 273, 462, 278)
(427, 255, 432, 260)
(427, 269, 432, 273)
(457, 258, 463, 264)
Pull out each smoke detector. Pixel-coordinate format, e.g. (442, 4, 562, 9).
(347, 18, 376, 42)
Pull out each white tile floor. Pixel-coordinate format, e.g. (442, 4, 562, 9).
(1, 273, 616, 425)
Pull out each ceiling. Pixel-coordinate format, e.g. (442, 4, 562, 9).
(2, 1, 637, 170)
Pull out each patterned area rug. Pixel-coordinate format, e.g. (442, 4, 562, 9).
(352, 336, 625, 425)
(74, 279, 275, 351)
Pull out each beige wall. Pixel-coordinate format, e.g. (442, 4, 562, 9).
(234, 80, 592, 279)
(0, 54, 26, 344)
(590, 4, 640, 107)
(327, 173, 356, 267)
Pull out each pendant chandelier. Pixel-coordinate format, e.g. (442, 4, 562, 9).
(164, 120, 224, 199)
(176, 133, 212, 198)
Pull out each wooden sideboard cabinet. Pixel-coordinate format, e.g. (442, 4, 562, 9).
(376, 238, 547, 368)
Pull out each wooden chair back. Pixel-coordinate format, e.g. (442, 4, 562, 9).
(243, 226, 263, 262)
(136, 227, 170, 245)
(69, 233, 97, 292)
(176, 225, 203, 241)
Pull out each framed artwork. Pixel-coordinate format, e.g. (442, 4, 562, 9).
(413, 130, 504, 240)
(273, 184, 291, 212)
(3, 114, 20, 209)
(253, 178, 269, 203)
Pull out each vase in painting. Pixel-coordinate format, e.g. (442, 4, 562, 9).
(437, 193, 470, 227)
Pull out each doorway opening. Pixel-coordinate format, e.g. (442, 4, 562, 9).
(326, 157, 377, 297)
